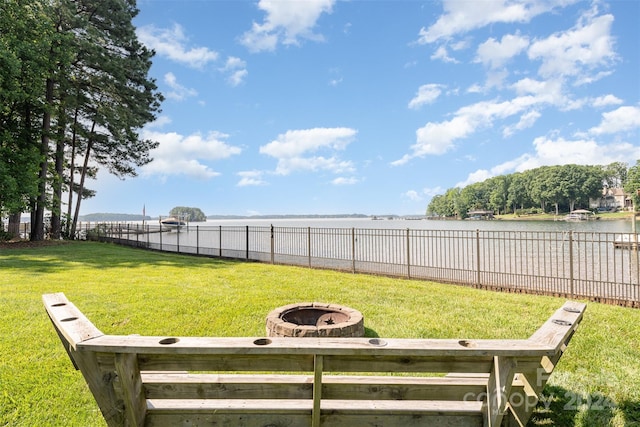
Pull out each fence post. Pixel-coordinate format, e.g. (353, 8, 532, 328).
(308, 227, 311, 268)
(351, 228, 356, 273)
(177, 225, 180, 253)
(136, 224, 139, 246)
(196, 225, 200, 255)
(569, 230, 574, 298)
(271, 225, 275, 264)
(406, 228, 411, 279)
(476, 229, 481, 287)
(219, 225, 222, 257)
(159, 223, 163, 251)
(246, 225, 249, 260)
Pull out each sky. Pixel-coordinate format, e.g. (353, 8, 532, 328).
(79, 0, 640, 217)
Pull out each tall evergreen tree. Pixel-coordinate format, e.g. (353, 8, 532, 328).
(64, 0, 163, 237)
(0, 0, 53, 237)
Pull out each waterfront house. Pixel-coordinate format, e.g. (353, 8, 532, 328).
(590, 187, 630, 211)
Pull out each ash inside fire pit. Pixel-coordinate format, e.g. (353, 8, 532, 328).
(266, 303, 364, 338)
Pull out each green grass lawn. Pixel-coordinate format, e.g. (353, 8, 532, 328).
(1, 241, 638, 426)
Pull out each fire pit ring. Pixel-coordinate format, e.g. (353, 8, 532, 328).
(266, 303, 364, 338)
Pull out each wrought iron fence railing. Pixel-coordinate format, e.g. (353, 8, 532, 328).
(85, 223, 639, 307)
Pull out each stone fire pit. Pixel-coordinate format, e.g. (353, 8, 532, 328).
(266, 302, 364, 338)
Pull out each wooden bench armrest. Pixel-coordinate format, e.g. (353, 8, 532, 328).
(43, 293, 104, 350)
(527, 300, 586, 351)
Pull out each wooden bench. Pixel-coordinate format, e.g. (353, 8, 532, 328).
(43, 293, 585, 427)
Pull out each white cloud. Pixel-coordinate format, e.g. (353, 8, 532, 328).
(141, 130, 241, 179)
(457, 136, 640, 187)
(476, 33, 529, 69)
(260, 127, 357, 175)
(221, 57, 248, 86)
(137, 24, 218, 68)
(240, 0, 336, 52)
(237, 170, 267, 187)
(403, 190, 422, 202)
(591, 94, 623, 108)
(521, 136, 640, 170)
(332, 177, 359, 185)
(417, 0, 577, 44)
(260, 127, 356, 158)
(408, 84, 444, 110)
(403, 186, 444, 202)
(146, 116, 172, 129)
(588, 106, 640, 135)
(503, 110, 541, 137)
(528, 11, 616, 80)
(430, 45, 458, 63)
(164, 72, 198, 101)
(394, 95, 546, 165)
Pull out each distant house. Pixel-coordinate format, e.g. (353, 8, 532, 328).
(466, 210, 494, 220)
(590, 187, 631, 211)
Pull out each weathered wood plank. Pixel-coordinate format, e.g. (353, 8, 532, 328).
(137, 353, 315, 372)
(146, 398, 484, 414)
(80, 335, 553, 357)
(42, 293, 103, 350)
(485, 356, 516, 427)
(114, 353, 146, 427)
(312, 355, 323, 427)
(141, 373, 488, 400)
(528, 301, 586, 350)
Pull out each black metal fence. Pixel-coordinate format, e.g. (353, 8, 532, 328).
(85, 223, 640, 308)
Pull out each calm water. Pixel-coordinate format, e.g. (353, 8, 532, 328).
(108, 216, 639, 302)
(198, 217, 636, 233)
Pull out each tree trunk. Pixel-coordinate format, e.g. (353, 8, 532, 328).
(32, 77, 54, 241)
(70, 136, 93, 238)
(8, 213, 22, 239)
(65, 105, 79, 237)
(50, 108, 66, 239)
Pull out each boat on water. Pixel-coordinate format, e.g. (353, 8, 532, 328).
(160, 216, 187, 229)
(563, 209, 598, 221)
(613, 234, 639, 250)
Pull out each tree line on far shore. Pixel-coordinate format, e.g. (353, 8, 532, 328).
(427, 161, 640, 219)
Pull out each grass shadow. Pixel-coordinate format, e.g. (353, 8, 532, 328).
(0, 241, 239, 272)
(364, 327, 380, 338)
(529, 384, 633, 426)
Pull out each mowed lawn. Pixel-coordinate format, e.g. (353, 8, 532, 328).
(1, 241, 638, 426)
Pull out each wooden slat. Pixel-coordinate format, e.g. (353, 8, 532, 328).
(146, 398, 484, 415)
(323, 354, 494, 374)
(114, 353, 146, 427)
(485, 356, 516, 427)
(147, 398, 312, 413)
(141, 373, 488, 400)
(80, 335, 553, 357)
(144, 412, 311, 427)
(142, 373, 314, 399)
(312, 355, 323, 427)
(137, 353, 315, 372)
(322, 399, 483, 414)
(320, 413, 483, 427)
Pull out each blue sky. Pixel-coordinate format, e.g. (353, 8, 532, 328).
(80, 0, 640, 217)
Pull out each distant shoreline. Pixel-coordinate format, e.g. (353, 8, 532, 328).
(72, 211, 635, 223)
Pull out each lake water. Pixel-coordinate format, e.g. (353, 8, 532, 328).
(103, 215, 639, 304)
(197, 217, 636, 233)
